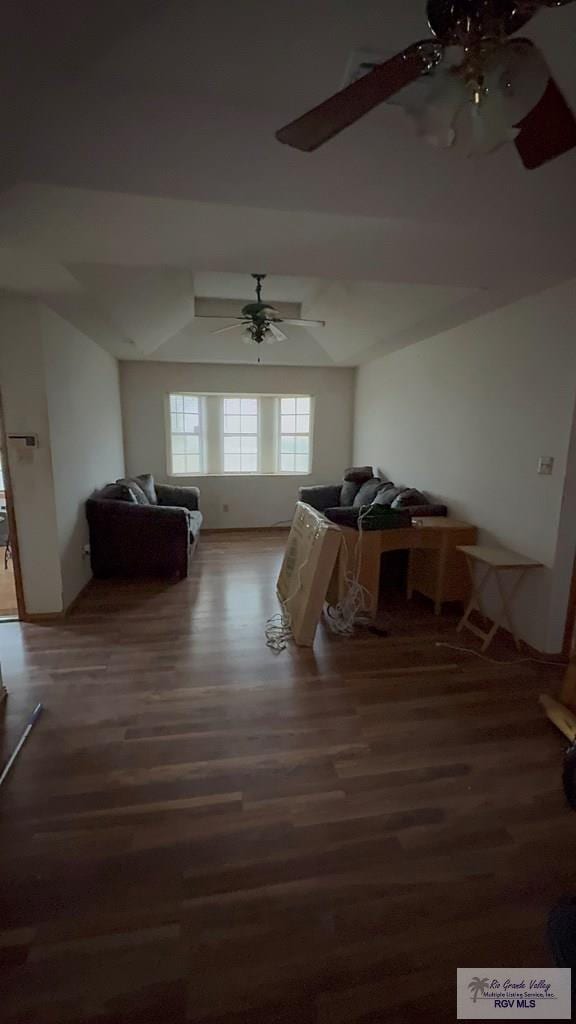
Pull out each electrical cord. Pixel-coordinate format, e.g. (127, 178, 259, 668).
(324, 508, 374, 636)
(265, 523, 324, 653)
(435, 641, 565, 667)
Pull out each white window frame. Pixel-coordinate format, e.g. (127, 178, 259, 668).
(221, 396, 260, 475)
(165, 392, 314, 478)
(166, 393, 205, 477)
(277, 395, 313, 475)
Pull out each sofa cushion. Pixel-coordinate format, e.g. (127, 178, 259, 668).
(136, 473, 158, 505)
(117, 477, 149, 504)
(353, 478, 386, 508)
(391, 488, 430, 510)
(99, 482, 138, 503)
(340, 480, 360, 506)
(372, 485, 403, 507)
(188, 510, 203, 538)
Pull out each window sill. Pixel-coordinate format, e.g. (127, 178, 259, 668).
(168, 472, 313, 479)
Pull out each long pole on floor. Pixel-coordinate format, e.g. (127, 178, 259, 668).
(0, 703, 43, 788)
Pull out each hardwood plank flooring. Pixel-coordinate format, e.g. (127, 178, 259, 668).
(0, 530, 573, 1023)
(0, 551, 17, 617)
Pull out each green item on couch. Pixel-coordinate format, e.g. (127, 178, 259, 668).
(357, 504, 412, 531)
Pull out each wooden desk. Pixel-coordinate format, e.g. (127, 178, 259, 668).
(328, 517, 477, 618)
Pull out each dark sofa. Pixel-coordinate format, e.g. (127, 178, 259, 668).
(86, 473, 202, 579)
(299, 466, 447, 526)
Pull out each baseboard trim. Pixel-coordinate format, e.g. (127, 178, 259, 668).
(23, 578, 93, 624)
(22, 611, 65, 624)
(202, 526, 291, 535)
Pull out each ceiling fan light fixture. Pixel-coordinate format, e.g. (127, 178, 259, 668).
(275, 0, 576, 168)
(397, 37, 549, 155)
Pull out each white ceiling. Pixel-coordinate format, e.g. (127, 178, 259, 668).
(1, 0, 576, 365)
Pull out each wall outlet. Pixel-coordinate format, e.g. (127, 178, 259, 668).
(538, 456, 554, 476)
(222, 504, 229, 513)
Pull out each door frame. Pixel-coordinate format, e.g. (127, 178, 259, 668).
(0, 391, 26, 619)
(563, 549, 576, 658)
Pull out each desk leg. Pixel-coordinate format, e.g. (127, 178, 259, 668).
(434, 535, 449, 616)
(407, 550, 414, 601)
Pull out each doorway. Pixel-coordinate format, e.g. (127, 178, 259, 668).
(0, 405, 23, 620)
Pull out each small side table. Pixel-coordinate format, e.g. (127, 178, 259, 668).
(457, 545, 542, 651)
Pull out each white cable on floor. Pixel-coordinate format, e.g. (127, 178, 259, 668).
(265, 552, 311, 654)
(435, 641, 565, 668)
(324, 509, 373, 636)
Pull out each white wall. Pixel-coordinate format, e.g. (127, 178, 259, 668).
(120, 362, 355, 529)
(354, 278, 576, 652)
(0, 297, 63, 613)
(42, 307, 125, 608)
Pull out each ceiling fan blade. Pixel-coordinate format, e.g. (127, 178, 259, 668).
(275, 43, 435, 152)
(196, 315, 245, 321)
(280, 318, 327, 327)
(268, 323, 288, 342)
(210, 324, 243, 336)
(515, 75, 576, 169)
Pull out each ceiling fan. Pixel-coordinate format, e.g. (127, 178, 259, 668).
(276, 0, 576, 168)
(195, 274, 326, 346)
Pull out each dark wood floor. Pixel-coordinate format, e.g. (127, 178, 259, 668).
(0, 531, 574, 1023)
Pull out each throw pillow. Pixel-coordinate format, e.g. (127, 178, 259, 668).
(340, 480, 360, 507)
(372, 485, 403, 507)
(136, 473, 158, 505)
(116, 478, 149, 504)
(391, 488, 430, 510)
(343, 466, 374, 484)
(100, 483, 137, 503)
(353, 478, 386, 508)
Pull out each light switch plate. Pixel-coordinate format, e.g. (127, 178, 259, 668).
(538, 456, 554, 476)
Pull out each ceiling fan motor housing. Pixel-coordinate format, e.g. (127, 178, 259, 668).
(241, 301, 280, 321)
(426, 0, 537, 42)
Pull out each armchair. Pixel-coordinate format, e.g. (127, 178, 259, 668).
(86, 474, 202, 579)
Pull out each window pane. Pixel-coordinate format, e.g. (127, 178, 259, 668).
(241, 398, 258, 415)
(185, 454, 199, 473)
(171, 412, 184, 433)
(170, 394, 183, 413)
(281, 415, 296, 433)
(241, 454, 258, 472)
(172, 454, 186, 474)
(296, 397, 310, 414)
(295, 454, 309, 472)
(184, 413, 198, 433)
(224, 415, 241, 434)
(183, 396, 198, 413)
(173, 435, 186, 454)
(281, 436, 296, 454)
(185, 434, 199, 453)
(240, 415, 258, 434)
(296, 415, 309, 433)
(224, 454, 242, 473)
(241, 436, 257, 454)
(295, 436, 309, 454)
(280, 453, 295, 472)
(224, 436, 242, 454)
(281, 398, 296, 414)
(224, 398, 241, 415)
